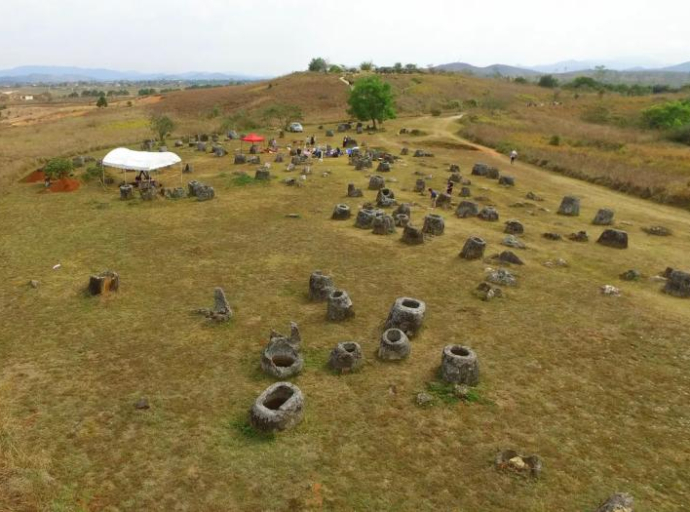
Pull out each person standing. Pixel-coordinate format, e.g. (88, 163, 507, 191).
(428, 188, 438, 208)
(446, 181, 454, 195)
(510, 149, 518, 165)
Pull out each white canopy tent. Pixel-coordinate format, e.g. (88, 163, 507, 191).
(102, 148, 182, 188)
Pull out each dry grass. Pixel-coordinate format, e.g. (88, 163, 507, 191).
(1, 113, 690, 511)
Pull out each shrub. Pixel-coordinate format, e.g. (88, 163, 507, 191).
(513, 77, 528, 84)
(538, 75, 559, 88)
(430, 108, 442, 117)
(581, 105, 611, 124)
(96, 95, 108, 108)
(642, 100, 690, 129)
(44, 158, 73, 179)
(666, 125, 690, 145)
(308, 57, 328, 72)
(549, 135, 561, 146)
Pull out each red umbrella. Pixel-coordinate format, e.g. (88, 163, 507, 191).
(240, 133, 265, 152)
(241, 133, 265, 143)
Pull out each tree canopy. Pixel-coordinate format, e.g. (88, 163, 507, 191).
(44, 158, 73, 179)
(261, 104, 303, 129)
(96, 95, 108, 108)
(347, 76, 396, 130)
(308, 57, 328, 72)
(150, 114, 175, 143)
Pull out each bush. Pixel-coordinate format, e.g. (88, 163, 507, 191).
(430, 108, 442, 117)
(308, 57, 328, 72)
(667, 125, 690, 145)
(360, 61, 374, 71)
(96, 95, 107, 108)
(642, 100, 690, 129)
(513, 77, 528, 84)
(538, 75, 559, 88)
(44, 158, 73, 179)
(581, 105, 611, 124)
(549, 135, 561, 146)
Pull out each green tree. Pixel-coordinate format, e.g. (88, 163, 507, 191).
(328, 64, 343, 74)
(44, 158, 73, 179)
(642, 100, 690, 129)
(393, 62, 403, 73)
(360, 61, 374, 71)
(308, 57, 328, 72)
(150, 114, 175, 143)
(347, 75, 396, 130)
(261, 104, 303, 129)
(96, 95, 108, 108)
(538, 75, 559, 88)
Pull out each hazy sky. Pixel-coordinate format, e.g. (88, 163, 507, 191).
(1, 0, 689, 75)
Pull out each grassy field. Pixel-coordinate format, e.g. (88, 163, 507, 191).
(1, 110, 690, 511)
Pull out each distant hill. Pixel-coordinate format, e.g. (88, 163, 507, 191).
(661, 61, 690, 72)
(433, 62, 539, 77)
(0, 66, 265, 84)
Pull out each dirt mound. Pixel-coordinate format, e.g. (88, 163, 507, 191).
(23, 170, 46, 183)
(49, 178, 80, 192)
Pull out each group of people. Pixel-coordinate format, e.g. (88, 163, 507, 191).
(428, 149, 518, 207)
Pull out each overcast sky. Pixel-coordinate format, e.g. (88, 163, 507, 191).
(1, 0, 688, 75)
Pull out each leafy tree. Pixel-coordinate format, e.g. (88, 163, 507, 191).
(513, 76, 528, 84)
(538, 75, 559, 88)
(96, 95, 108, 108)
(405, 63, 418, 72)
(328, 64, 343, 74)
(150, 114, 175, 143)
(393, 62, 403, 73)
(642, 100, 690, 129)
(261, 104, 303, 129)
(360, 61, 374, 71)
(308, 57, 328, 72)
(347, 75, 396, 130)
(44, 158, 73, 179)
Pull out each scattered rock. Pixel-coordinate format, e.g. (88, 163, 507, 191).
(368, 175, 385, 190)
(498, 175, 515, 186)
(377, 161, 391, 172)
(355, 207, 382, 229)
(449, 172, 462, 183)
(557, 195, 580, 216)
(601, 285, 621, 296)
(456, 201, 479, 218)
(620, 269, 641, 281)
(568, 230, 589, 242)
(542, 232, 563, 241)
(250, 382, 304, 432)
(593, 493, 634, 512)
(29, 280, 39, 288)
(347, 183, 363, 197)
(460, 236, 486, 260)
(309, 271, 335, 301)
(642, 225, 672, 236)
(401, 224, 425, 245)
(663, 269, 690, 298)
(255, 168, 271, 181)
(478, 206, 499, 222)
(459, 186, 471, 197)
(597, 229, 628, 249)
(88, 270, 120, 296)
(234, 154, 247, 164)
(134, 398, 150, 410)
(328, 342, 363, 373)
(486, 268, 517, 286)
(384, 297, 426, 338)
(372, 213, 396, 235)
(261, 328, 303, 378)
(504, 220, 524, 235)
(331, 204, 351, 220)
(195, 287, 233, 322)
(497, 251, 524, 265)
(525, 191, 543, 201)
(592, 208, 615, 225)
(502, 235, 526, 249)
(449, 164, 460, 173)
(376, 188, 396, 207)
(474, 282, 503, 301)
(494, 450, 542, 478)
(436, 193, 452, 209)
(441, 345, 479, 385)
(327, 290, 355, 321)
(416, 392, 434, 406)
(378, 328, 411, 360)
(422, 214, 445, 235)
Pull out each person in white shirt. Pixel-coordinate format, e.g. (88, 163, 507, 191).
(510, 150, 518, 165)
